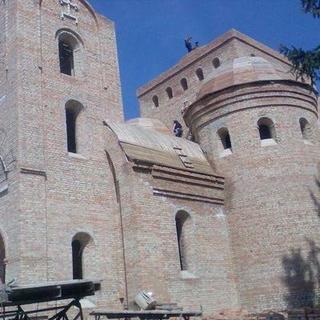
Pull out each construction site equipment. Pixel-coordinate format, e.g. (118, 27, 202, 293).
(91, 309, 202, 320)
(0, 280, 100, 320)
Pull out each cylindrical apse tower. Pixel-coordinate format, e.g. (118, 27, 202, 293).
(184, 56, 320, 312)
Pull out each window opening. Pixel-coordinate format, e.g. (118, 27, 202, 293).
(212, 57, 221, 69)
(300, 118, 312, 140)
(59, 40, 74, 76)
(65, 100, 83, 154)
(258, 117, 276, 140)
(166, 87, 173, 99)
(72, 239, 83, 279)
(181, 78, 188, 91)
(152, 95, 159, 107)
(0, 233, 5, 284)
(72, 233, 92, 280)
(175, 211, 191, 271)
(196, 68, 204, 81)
(218, 128, 232, 150)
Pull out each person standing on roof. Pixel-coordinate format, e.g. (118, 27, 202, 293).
(173, 120, 183, 137)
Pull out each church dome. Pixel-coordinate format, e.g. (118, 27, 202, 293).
(197, 56, 295, 100)
(126, 117, 171, 135)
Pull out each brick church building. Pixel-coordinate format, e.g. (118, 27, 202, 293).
(0, 0, 320, 316)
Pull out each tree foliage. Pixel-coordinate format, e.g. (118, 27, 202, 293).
(302, 0, 320, 17)
(280, 45, 320, 84)
(280, 0, 320, 85)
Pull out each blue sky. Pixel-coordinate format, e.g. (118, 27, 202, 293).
(89, 0, 319, 120)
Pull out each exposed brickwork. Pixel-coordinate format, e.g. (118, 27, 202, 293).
(0, 0, 125, 310)
(2, 0, 320, 318)
(184, 72, 320, 311)
(138, 21, 320, 314)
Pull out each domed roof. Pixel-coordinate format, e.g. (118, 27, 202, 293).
(126, 118, 171, 135)
(197, 56, 295, 100)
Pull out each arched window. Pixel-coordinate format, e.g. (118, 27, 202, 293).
(181, 78, 188, 91)
(72, 233, 92, 280)
(0, 233, 5, 284)
(59, 39, 74, 76)
(196, 68, 204, 81)
(65, 100, 84, 153)
(258, 117, 276, 140)
(218, 128, 232, 150)
(166, 87, 173, 99)
(57, 29, 83, 77)
(175, 211, 192, 271)
(300, 118, 312, 141)
(152, 95, 159, 107)
(212, 57, 221, 69)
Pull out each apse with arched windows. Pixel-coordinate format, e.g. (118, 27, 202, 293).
(258, 117, 276, 141)
(175, 211, 193, 271)
(57, 30, 83, 77)
(65, 100, 84, 154)
(0, 233, 5, 284)
(71, 232, 95, 280)
(300, 118, 312, 141)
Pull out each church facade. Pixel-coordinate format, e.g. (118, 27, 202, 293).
(1, 0, 320, 316)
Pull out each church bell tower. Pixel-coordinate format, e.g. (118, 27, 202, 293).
(0, 0, 126, 308)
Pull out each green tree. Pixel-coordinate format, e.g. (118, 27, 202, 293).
(302, 0, 320, 17)
(280, 0, 320, 85)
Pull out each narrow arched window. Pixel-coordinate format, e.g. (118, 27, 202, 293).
(72, 239, 82, 279)
(59, 39, 74, 75)
(166, 87, 173, 99)
(258, 117, 276, 140)
(0, 233, 5, 284)
(57, 30, 83, 77)
(152, 95, 159, 107)
(72, 233, 92, 280)
(212, 57, 220, 69)
(65, 100, 84, 153)
(196, 68, 204, 81)
(181, 78, 188, 91)
(218, 128, 232, 150)
(300, 118, 312, 141)
(175, 211, 192, 271)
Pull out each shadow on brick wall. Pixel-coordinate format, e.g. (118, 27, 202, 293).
(281, 176, 320, 308)
(281, 242, 319, 308)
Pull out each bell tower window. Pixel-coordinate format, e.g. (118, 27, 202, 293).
(59, 40, 74, 76)
(56, 29, 83, 77)
(65, 100, 84, 154)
